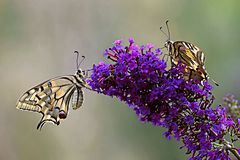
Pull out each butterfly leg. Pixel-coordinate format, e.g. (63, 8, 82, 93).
(162, 53, 170, 63)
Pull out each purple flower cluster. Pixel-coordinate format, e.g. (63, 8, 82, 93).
(223, 94, 240, 122)
(87, 38, 240, 159)
(222, 94, 240, 143)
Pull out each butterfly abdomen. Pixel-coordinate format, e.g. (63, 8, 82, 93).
(71, 88, 84, 110)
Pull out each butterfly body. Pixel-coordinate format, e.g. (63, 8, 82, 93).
(16, 69, 87, 129)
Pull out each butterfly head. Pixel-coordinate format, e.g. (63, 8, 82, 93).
(164, 40, 174, 53)
(76, 69, 83, 76)
(76, 68, 87, 77)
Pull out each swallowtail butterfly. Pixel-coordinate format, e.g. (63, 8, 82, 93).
(16, 51, 90, 130)
(160, 20, 218, 85)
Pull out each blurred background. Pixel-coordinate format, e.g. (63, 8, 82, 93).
(1, 0, 240, 160)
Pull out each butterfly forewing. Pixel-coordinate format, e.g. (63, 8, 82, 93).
(16, 73, 86, 129)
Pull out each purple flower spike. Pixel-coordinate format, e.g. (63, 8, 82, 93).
(87, 38, 240, 160)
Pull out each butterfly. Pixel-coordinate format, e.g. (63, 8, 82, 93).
(16, 51, 90, 130)
(160, 20, 218, 86)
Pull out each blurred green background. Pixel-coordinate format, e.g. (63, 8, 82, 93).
(1, 0, 240, 160)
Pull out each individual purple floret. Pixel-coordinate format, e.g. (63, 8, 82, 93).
(87, 38, 240, 160)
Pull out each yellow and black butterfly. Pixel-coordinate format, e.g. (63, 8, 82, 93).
(160, 20, 218, 86)
(16, 51, 90, 130)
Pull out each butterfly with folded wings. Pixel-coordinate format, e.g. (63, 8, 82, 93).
(16, 52, 91, 130)
(160, 20, 218, 86)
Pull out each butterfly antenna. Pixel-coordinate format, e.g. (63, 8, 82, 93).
(166, 20, 171, 41)
(159, 26, 168, 38)
(74, 51, 80, 70)
(74, 51, 85, 69)
(159, 21, 170, 49)
(79, 56, 85, 68)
